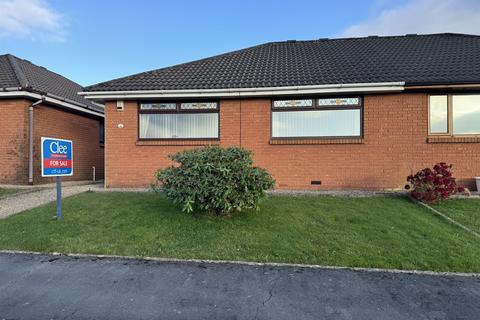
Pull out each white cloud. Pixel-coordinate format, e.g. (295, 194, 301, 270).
(0, 0, 66, 41)
(340, 0, 480, 37)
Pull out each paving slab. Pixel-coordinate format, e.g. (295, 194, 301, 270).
(0, 252, 478, 320)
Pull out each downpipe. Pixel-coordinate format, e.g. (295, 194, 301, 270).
(28, 97, 45, 184)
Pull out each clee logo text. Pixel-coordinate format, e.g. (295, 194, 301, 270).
(49, 141, 68, 154)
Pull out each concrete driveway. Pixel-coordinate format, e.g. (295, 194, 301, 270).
(0, 252, 479, 320)
(0, 182, 102, 219)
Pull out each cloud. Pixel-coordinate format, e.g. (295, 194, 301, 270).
(340, 0, 480, 37)
(0, 0, 66, 41)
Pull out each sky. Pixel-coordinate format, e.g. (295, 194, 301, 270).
(1, 0, 480, 86)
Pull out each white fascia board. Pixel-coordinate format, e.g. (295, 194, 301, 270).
(79, 82, 405, 100)
(0, 91, 104, 118)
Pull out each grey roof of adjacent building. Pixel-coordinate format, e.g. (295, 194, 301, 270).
(0, 54, 103, 113)
(84, 33, 480, 93)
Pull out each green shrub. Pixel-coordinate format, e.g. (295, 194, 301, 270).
(153, 146, 275, 215)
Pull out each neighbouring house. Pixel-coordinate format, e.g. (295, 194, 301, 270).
(81, 33, 480, 191)
(0, 54, 104, 184)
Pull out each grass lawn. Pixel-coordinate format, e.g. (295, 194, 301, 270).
(433, 199, 480, 234)
(0, 192, 478, 272)
(0, 188, 24, 198)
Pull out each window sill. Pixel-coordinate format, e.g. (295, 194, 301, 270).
(136, 139, 220, 146)
(427, 136, 480, 143)
(269, 138, 364, 145)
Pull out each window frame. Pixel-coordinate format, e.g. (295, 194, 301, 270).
(270, 96, 364, 139)
(428, 93, 480, 137)
(137, 101, 220, 141)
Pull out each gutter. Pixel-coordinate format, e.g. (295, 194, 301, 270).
(79, 82, 406, 100)
(0, 91, 104, 118)
(28, 98, 44, 184)
(405, 83, 480, 90)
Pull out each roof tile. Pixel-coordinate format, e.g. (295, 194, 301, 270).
(86, 33, 480, 92)
(0, 54, 102, 113)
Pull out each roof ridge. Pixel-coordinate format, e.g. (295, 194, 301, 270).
(264, 32, 480, 45)
(9, 54, 85, 90)
(6, 54, 29, 88)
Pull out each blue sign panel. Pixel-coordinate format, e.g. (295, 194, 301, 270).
(41, 137, 73, 177)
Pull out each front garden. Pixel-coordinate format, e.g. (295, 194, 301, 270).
(0, 192, 478, 272)
(0, 147, 478, 272)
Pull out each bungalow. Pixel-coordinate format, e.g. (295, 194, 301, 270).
(81, 33, 480, 191)
(0, 54, 104, 184)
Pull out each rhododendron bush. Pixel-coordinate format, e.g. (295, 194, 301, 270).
(153, 146, 275, 215)
(405, 162, 468, 204)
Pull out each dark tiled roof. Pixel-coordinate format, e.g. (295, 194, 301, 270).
(85, 33, 480, 92)
(0, 54, 102, 113)
(0, 55, 21, 88)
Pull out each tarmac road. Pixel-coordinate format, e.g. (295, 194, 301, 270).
(0, 252, 479, 319)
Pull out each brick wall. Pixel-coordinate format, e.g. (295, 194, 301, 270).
(0, 99, 30, 184)
(104, 93, 480, 190)
(0, 99, 104, 184)
(32, 103, 104, 184)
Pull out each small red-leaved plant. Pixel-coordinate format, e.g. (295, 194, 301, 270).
(405, 162, 469, 204)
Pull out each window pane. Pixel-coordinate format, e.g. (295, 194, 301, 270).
(180, 102, 217, 110)
(273, 99, 313, 108)
(272, 109, 361, 138)
(317, 97, 360, 106)
(429, 95, 448, 133)
(452, 95, 480, 134)
(139, 113, 218, 139)
(140, 103, 176, 110)
(99, 121, 104, 144)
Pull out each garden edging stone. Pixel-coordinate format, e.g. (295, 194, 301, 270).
(1, 249, 479, 278)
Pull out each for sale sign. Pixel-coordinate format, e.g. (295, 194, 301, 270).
(41, 137, 73, 177)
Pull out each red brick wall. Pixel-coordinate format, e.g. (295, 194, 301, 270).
(104, 94, 480, 191)
(32, 103, 104, 184)
(0, 99, 30, 184)
(0, 99, 104, 184)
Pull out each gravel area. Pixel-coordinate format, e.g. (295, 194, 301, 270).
(93, 187, 407, 197)
(0, 183, 102, 219)
(78, 187, 480, 198)
(2, 183, 474, 220)
(95, 187, 151, 193)
(268, 189, 408, 197)
(0, 180, 101, 190)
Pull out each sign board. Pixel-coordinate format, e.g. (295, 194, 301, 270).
(41, 137, 73, 177)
